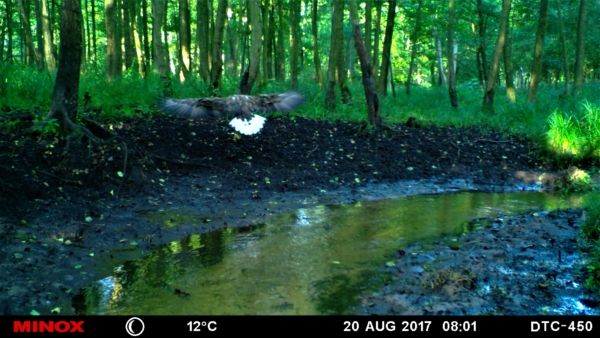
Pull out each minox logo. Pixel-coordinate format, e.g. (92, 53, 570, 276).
(13, 320, 85, 333)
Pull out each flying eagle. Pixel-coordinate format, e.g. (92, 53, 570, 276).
(163, 92, 305, 135)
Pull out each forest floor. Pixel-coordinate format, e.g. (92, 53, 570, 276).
(0, 115, 596, 314)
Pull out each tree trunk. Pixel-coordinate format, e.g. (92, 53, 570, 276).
(482, 0, 511, 113)
(266, 3, 275, 79)
(380, 0, 396, 96)
(325, 0, 343, 110)
(527, 0, 548, 103)
(83, 0, 91, 62)
(311, 0, 322, 85)
(574, 0, 587, 94)
(178, 0, 191, 80)
(275, 0, 285, 81)
(475, 0, 487, 87)
(91, 0, 97, 61)
(558, 2, 570, 96)
(290, 0, 301, 88)
(197, 0, 210, 82)
(105, 0, 121, 79)
(372, 0, 382, 81)
(40, 0, 56, 71)
(447, 0, 458, 108)
(261, 0, 271, 82)
(349, 0, 381, 127)
(434, 31, 446, 86)
(162, 2, 170, 74)
(132, 1, 145, 76)
(503, 8, 515, 103)
(48, 0, 82, 132)
(240, 0, 262, 94)
(141, 0, 149, 72)
(225, 5, 238, 77)
(34, 1, 44, 63)
(17, 0, 40, 67)
(151, 0, 169, 77)
(123, 0, 135, 70)
(406, 0, 422, 96)
(209, 0, 227, 94)
(5, 0, 13, 62)
(365, 0, 372, 59)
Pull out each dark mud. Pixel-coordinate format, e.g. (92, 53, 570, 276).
(357, 209, 599, 315)
(0, 115, 581, 315)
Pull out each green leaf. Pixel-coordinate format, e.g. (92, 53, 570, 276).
(30, 310, 41, 316)
(117, 171, 124, 178)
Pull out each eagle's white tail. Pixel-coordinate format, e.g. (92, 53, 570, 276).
(228, 114, 266, 135)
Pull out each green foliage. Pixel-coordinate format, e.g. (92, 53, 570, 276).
(31, 116, 60, 138)
(546, 100, 600, 162)
(581, 194, 600, 295)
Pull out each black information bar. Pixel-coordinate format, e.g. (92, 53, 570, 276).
(1, 316, 598, 337)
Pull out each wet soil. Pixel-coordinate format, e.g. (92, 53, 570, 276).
(357, 209, 599, 315)
(0, 115, 586, 315)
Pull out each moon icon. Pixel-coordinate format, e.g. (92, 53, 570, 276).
(125, 317, 145, 336)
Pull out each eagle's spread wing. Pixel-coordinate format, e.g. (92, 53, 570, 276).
(163, 92, 304, 135)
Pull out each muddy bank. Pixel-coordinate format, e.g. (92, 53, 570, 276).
(357, 209, 599, 315)
(0, 116, 570, 314)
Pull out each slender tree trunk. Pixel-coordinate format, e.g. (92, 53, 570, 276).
(141, 0, 149, 72)
(482, 0, 511, 113)
(48, 0, 82, 132)
(406, 0, 422, 96)
(17, 0, 40, 67)
(178, 0, 191, 80)
(123, 0, 135, 70)
(34, 1, 44, 63)
(372, 0, 382, 80)
(434, 31, 446, 86)
(349, 0, 380, 127)
(503, 8, 515, 103)
(311, 0, 322, 85)
(197, 0, 209, 81)
(132, 1, 145, 76)
(275, 0, 285, 81)
(266, 3, 275, 79)
(574, 0, 587, 94)
(151, 0, 169, 77)
(240, 0, 262, 94)
(91, 0, 97, 61)
(105, 0, 120, 79)
(475, 0, 487, 87)
(261, 0, 271, 82)
(209, 0, 227, 94)
(290, 0, 301, 88)
(558, 3, 571, 96)
(225, 5, 238, 77)
(5, 0, 13, 62)
(527, 0, 548, 102)
(83, 0, 91, 62)
(325, 0, 343, 110)
(162, 2, 170, 73)
(447, 0, 458, 108)
(40, 0, 56, 71)
(365, 0, 372, 59)
(380, 0, 396, 95)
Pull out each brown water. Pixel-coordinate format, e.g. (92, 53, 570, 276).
(74, 191, 585, 314)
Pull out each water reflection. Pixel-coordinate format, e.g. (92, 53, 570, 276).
(75, 191, 584, 315)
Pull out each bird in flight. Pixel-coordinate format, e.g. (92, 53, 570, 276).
(163, 92, 304, 135)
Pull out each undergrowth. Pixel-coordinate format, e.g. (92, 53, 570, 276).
(1, 64, 599, 163)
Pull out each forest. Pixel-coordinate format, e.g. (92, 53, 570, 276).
(1, 0, 600, 317)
